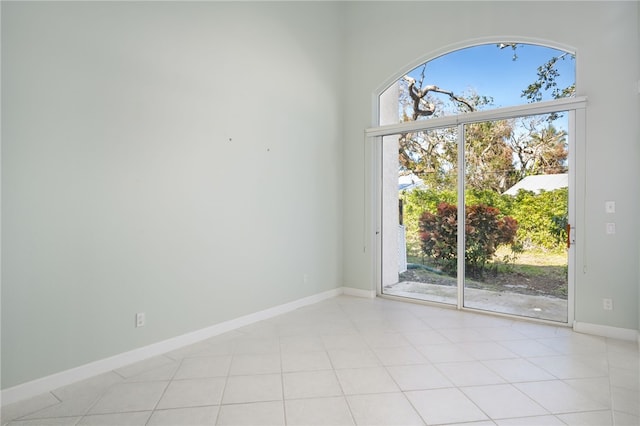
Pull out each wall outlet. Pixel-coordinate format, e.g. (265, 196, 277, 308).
(602, 298, 613, 311)
(136, 312, 146, 327)
(303, 274, 309, 284)
(606, 223, 616, 234)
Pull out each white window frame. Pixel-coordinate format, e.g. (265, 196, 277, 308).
(367, 96, 586, 324)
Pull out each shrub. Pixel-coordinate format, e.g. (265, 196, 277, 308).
(402, 189, 457, 261)
(419, 203, 459, 274)
(419, 202, 519, 277)
(403, 187, 568, 254)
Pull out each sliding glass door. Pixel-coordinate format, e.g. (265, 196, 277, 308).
(379, 107, 577, 323)
(461, 115, 570, 322)
(381, 127, 458, 306)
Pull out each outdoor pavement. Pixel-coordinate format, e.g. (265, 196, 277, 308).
(383, 281, 568, 323)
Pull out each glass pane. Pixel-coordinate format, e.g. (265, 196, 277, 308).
(382, 127, 458, 305)
(462, 113, 569, 322)
(381, 43, 575, 125)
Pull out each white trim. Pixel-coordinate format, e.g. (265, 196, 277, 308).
(366, 97, 587, 137)
(342, 286, 376, 299)
(1, 288, 344, 406)
(456, 122, 465, 310)
(372, 95, 585, 324)
(573, 321, 639, 342)
(372, 135, 382, 297)
(567, 110, 575, 325)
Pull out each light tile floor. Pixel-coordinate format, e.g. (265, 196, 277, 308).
(2, 296, 639, 425)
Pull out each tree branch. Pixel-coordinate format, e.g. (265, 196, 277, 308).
(403, 75, 475, 120)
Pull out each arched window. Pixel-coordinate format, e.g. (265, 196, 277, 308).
(374, 43, 582, 323)
(381, 43, 575, 123)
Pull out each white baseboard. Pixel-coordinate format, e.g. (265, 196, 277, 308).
(341, 287, 376, 299)
(6, 287, 636, 406)
(1, 287, 345, 406)
(573, 321, 639, 342)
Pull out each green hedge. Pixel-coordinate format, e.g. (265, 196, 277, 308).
(401, 187, 568, 259)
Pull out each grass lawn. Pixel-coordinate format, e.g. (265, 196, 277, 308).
(403, 246, 568, 299)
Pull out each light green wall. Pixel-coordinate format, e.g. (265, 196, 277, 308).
(1, 1, 344, 389)
(341, 1, 640, 330)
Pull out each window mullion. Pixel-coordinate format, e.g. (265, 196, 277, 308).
(457, 123, 466, 309)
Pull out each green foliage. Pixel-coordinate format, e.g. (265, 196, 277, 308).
(465, 204, 519, 275)
(418, 202, 519, 277)
(402, 187, 568, 263)
(510, 188, 568, 249)
(464, 120, 517, 192)
(522, 53, 576, 103)
(401, 188, 456, 260)
(466, 189, 514, 214)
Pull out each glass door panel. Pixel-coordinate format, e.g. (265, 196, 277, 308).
(381, 127, 458, 305)
(462, 114, 569, 322)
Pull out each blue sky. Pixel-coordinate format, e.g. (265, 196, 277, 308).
(406, 43, 575, 110)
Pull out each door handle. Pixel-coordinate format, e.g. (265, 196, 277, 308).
(566, 224, 574, 248)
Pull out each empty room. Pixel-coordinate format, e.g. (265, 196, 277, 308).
(2, 1, 639, 425)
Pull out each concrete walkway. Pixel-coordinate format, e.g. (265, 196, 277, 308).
(383, 281, 568, 323)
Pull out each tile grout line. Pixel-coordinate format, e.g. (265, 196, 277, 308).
(3, 296, 637, 425)
(142, 358, 183, 426)
(279, 331, 287, 426)
(335, 300, 365, 426)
